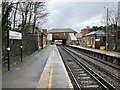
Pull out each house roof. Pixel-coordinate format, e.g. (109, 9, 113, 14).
(86, 30, 105, 36)
(48, 28, 77, 33)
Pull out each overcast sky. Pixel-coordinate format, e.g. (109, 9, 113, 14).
(43, 1, 119, 32)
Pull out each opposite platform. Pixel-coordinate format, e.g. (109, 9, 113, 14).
(36, 45, 73, 89)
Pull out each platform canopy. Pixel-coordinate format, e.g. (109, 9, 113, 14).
(47, 34, 52, 40)
(69, 33, 77, 40)
(86, 30, 106, 36)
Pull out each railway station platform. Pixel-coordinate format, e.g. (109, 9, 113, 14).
(36, 45, 73, 89)
(3, 45, 73, 89)
(68, 45, 120, 67)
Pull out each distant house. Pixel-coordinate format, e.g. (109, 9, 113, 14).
(76, 28, 89, 47)
(38, 29, 48, 48)
(86, 30, 106, 49)
(42, 29, 48, 47)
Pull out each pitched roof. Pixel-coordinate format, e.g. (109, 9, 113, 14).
(86, 30, 105, 36)
(48, 28, 77, 33)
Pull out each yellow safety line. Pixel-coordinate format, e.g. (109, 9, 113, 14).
(48, 46, 55, 90)
(48, 63, 53, 90)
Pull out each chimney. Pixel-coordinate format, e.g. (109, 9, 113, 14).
(81, 28, 89, 36)
(42, 29, 48, 35)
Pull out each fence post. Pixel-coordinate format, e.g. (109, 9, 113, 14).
(7, 30, 10, 71)
(20, 39, 22, 62)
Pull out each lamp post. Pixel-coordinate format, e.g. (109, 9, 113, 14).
(7, 30, 10, 71)
(104, 6, 109, 50)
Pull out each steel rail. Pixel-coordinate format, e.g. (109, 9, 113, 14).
(67, 46, 120, 82)
(58, 46, 81, 90)
(61, 46, 116, 90)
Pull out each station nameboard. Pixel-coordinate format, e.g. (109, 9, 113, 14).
(9, 30, 22, 40)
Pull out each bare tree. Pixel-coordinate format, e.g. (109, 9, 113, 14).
(2, 1, 49, 69)
(100, 6, 119, 51)
(101, 7, 118, 26)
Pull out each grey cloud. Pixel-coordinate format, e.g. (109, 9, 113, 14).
(43, 2, 118, 32)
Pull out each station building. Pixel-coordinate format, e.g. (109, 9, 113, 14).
(86, 30, 106, 49)
(47, 28, 77, 45)
(76, 28, 107, 50)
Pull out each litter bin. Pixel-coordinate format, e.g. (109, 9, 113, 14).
(100, 46, 105, 50)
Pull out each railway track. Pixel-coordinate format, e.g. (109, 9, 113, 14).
(57, 46, 118, 90)
(67, 46, 120, 79)
(65, 46, 120, 87)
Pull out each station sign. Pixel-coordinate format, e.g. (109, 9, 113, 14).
(9, 30, 22, 40)
(47, 34, 52, 40)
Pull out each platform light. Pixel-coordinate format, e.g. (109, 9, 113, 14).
(7, 47, 10, 51)
(20, 46, 23, 48)
(95, 39, 100, 41)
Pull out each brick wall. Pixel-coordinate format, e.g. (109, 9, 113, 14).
(51, 32, 69, 39)
(42, 29, 48, 35)
(81, 28, 89, 36)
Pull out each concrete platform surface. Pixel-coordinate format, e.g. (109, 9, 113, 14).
(3, 46, 52, 88)
(36, 45, 73, 89)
